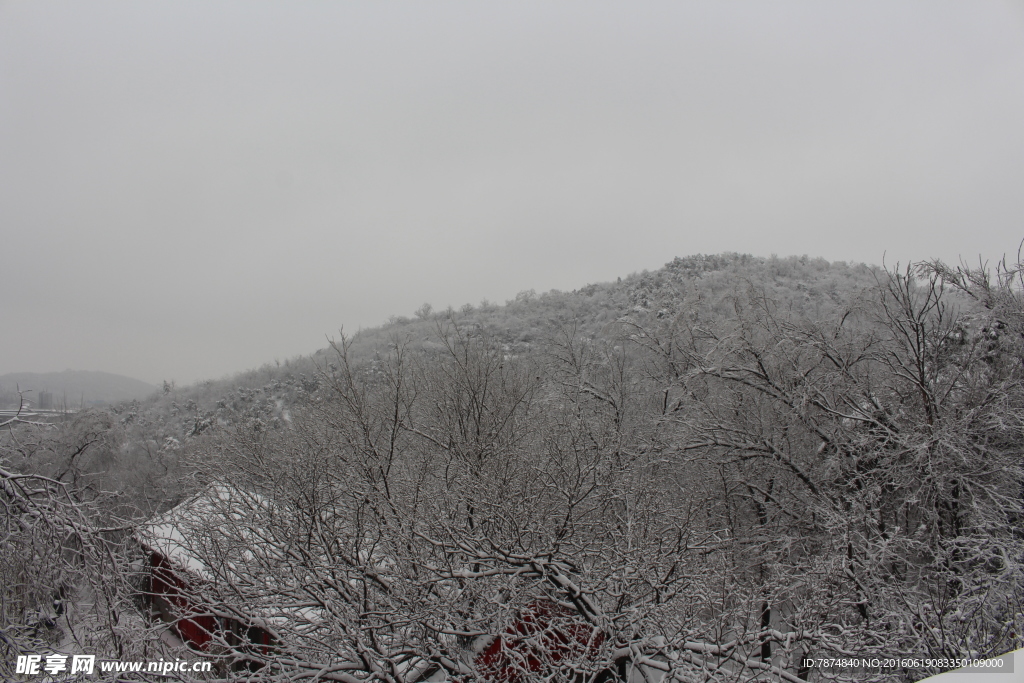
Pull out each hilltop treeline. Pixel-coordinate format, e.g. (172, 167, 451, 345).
(2, 253, 1022, 681)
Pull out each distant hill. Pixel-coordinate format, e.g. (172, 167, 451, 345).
(52, 251, 1020, 674)
(125, 253, 880, 425)
(0, 370, 158, 408)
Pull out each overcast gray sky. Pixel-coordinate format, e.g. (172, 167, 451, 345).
(2, 1, 1023, 386)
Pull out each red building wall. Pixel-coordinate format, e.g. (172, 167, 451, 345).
(475, 601, 606, 683)
(147, 550, 272, 652)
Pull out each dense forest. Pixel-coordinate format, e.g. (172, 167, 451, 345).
(2, 253, 1022, 682)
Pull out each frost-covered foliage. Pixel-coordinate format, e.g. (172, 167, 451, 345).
(4, 254, 1022, 682)
(0, 417, 169, 680)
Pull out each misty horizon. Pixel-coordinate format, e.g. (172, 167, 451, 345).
(3, 2, 1022, 385)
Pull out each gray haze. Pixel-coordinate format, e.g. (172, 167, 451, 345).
(2, 1, 1023, 386)
(0, 370, 157, 406)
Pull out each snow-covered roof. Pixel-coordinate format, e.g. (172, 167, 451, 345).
(138, 484, 269, 580)
(138, 484, 331, 633)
